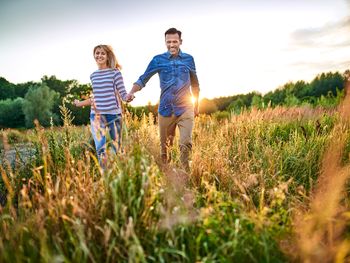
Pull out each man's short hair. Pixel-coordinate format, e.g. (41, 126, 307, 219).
(165, 28, 182, 38)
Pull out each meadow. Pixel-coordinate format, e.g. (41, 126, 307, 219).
(1, 99, 350, 262)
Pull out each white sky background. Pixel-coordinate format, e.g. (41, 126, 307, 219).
(0, 0, 349, 106)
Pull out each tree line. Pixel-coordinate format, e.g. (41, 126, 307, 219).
(0, 76, 90, 128)
(0, 69, 348, 128)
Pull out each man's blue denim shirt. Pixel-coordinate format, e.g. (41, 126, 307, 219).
(135, 50, 200, 117)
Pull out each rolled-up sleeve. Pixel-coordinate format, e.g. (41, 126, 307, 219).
(135, 57, 159, 88)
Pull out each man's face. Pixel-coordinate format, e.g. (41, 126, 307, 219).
(165, 33, 182, 57)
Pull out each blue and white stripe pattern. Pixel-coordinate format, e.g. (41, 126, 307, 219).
(90, 68, 127, 114)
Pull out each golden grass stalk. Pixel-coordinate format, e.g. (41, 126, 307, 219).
(291, 79, 350, 262)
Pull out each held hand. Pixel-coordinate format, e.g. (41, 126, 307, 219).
(126, 93, 135, 103)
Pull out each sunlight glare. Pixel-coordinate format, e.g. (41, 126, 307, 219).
(191, 96, 195, 104)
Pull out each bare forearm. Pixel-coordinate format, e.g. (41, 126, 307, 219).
(193, 89, 199, 100)
(194, 96, 199, 110)
(124, 84, 141, 102)
(74, 98, 91, 107)
(130, 84, 141, 95)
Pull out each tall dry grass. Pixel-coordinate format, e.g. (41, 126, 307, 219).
(289, 79, 350, 263)
(0, 99, 348, 262)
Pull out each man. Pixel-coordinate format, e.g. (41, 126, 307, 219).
(128, 27, 200, 171)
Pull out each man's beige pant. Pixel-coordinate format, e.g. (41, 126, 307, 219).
(158, 108, 194, 171)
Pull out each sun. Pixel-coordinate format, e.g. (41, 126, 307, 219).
(191, 96, 197, 104)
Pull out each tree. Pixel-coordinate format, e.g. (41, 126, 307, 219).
(22, 84, 59, 128)
(42, 75, 70, 97)
(0, 77, 15, 100)
(263, 88, 287, 106)
(309, 72, 344, 98)
(227, 98, 245, 114)
(251, 94, 264, 109)
(199, 98, 218, 114)
(42, 75, 84, 124)
(212, 96, 236, 111)
(291, 80, 309, 99)
(14, 81, 37, 98)
(0, 98, 25, 128)
(284, 93, 300, 107)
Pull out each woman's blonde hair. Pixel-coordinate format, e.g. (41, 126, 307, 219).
(93, 45, 122, 70)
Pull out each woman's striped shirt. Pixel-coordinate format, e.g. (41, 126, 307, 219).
(90, 68, 127, 114)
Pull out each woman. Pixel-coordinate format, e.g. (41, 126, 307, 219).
(74, 45, 133, 167)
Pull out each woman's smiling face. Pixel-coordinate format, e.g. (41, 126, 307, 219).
(94, 47, 108, 69)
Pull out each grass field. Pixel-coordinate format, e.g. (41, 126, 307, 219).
(1, 101, 350, 262)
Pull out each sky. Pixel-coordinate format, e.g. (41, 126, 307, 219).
(0, 0, 349, 106)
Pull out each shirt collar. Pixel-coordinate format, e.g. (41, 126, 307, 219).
(166, 50, 183, 59)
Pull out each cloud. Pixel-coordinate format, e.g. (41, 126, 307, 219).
(290, 16, 350, 48)
(290, 59, 350, 71)
(286, 16, 350, 75)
